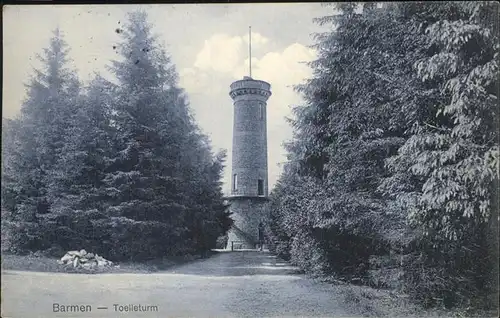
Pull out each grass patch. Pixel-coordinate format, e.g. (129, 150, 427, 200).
(336, 282, 498, 318)
(1, 251, 213, 274)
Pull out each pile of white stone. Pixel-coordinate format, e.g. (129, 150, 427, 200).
(57, 249, 113, 270)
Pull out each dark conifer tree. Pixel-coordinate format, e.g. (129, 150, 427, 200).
(2, 28, 81, 252)
(269, 2, 498, 311)
(101, 11, 229, 259)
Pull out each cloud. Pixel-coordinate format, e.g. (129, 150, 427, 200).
(243, 31, 269, 46)
(179, 67, 212, 94)
(194, 34, 244, 73)
(233, 43, 315, 82)
(192, 31, 270, 74)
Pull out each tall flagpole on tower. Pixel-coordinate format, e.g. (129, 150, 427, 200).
(249, 26, 252, 78)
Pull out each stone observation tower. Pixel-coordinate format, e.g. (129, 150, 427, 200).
(228, 76, 271, 249)
(226, 76, 272, 249)
(225, 27, 272, 250)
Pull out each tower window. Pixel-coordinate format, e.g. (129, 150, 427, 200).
(258, 179, 264, 196)
(233, 174, 238, 192)
(259, 103, 264, 120)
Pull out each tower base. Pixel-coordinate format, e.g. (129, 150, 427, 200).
(225, 197, 269, 250)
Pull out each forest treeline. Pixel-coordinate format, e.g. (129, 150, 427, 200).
(267, 2, 499, 311)
(1, 12, 232, 261)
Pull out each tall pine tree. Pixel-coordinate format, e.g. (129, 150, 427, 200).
(275, 3, 432, 277)
(102, 11, 229, 260)
(42, 75, 117, 253)
(2, 28, 81, 252)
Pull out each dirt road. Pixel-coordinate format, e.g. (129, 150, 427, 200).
(2, 251, 354, 318)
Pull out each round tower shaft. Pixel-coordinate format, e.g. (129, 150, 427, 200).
(226, 76, 272, 250)
(230, 77, 271, 196)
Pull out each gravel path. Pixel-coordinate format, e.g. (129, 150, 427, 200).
(2, 251, 354, 318)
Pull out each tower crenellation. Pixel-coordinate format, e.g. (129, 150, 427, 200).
(229, 78, 272, 100)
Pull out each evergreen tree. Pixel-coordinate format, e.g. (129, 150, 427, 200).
(269, 1, 498, 311)
(102, 11, 229, 259)
(382, 2, 499, 308)
(272, 3, 430, 278)
(2, 28, 81, 252)
(43, 75, 116, 252)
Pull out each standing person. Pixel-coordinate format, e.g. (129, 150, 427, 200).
(258, 222, 265, 251)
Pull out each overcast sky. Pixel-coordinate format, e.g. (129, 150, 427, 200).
(3, 4, 332, 194)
